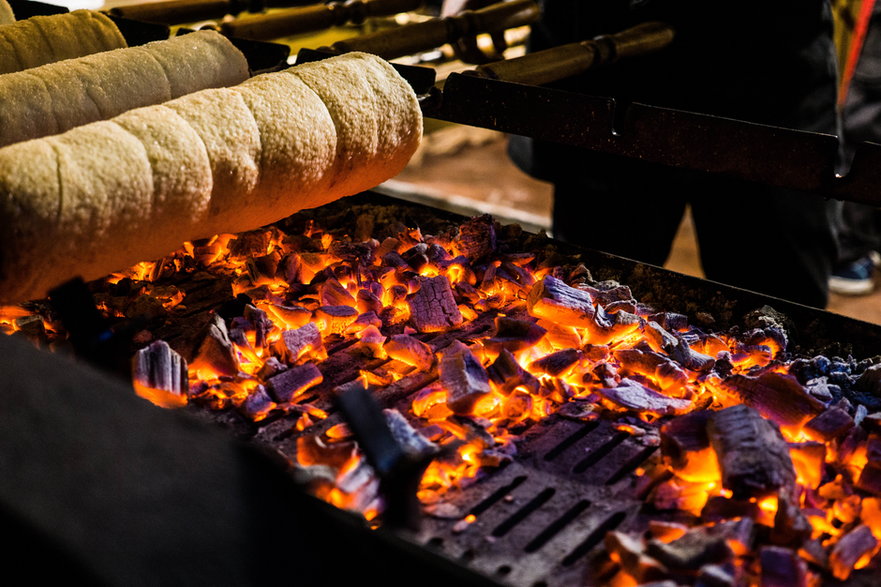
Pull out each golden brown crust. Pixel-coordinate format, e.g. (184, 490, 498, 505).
(0, 0, 15, 25)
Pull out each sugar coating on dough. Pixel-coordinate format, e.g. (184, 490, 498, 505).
(0, 51, 422, 303)
(0, 10, 126, 74)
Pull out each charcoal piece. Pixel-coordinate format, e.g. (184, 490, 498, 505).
(643, 321, 679, 353)
(356, 289, 383, 315)
(456, 214, 496, 261)
(267, 363, 323, 403)
(238, 384, 276, 421)
(383, 408, 439, 458)
(604, 531, 669, 584)
(759, 546, 808, 587)
(314, 305, 358, 336)
(319, 277, 357, 307)
(787, 441, 825, 490)
(581, 283, 633, 305)
(278, 252, 302, 283)
(586, 307, 643, 346)
(697, 564, 735, 587)
(192, 313, 238, 377)
(856, 435, 881, 495)
(382, 250, 410, 270)
(707, 405, 796, 499)
(499, 261, 535, 289)
(383, 334, 435, 371)
(328, 240, 375, 265)
(488, 348, 540, 395)
(803, 406, 854, 442)
(273, 322, 323, 364)
(598, 378, 692, 416)
(530, 348, 581, 377)
(402, 243, 430, 271)
(352, 325, 386, 358)
(856, 363, 881, 394)
(439, 342, 491, 415)
(669, 336, 715, 373)
(526, 275, 595, 328)
(646, 530, 732, 570)
(719, 372, 824, 430)
(485, 316, 547, 352)
(407, 275, 463, 333)
(700, 496, 761, 523)
(805, 377, 836, 403)
(829, 525, 878, 581)
(257, 356, 287, 380)
(243, 305, 272, 349)
(264, 303, 311, 329)
(250, 251, 280, 280)
(649, 312, 689, 332)
(132, 340, 188, 398)
(771, 489, 811, 547)
(743, 305, 791, 350)
(614, 348, 688, 391)
(426, 243, 452, 263)
(228, 229, 273, 258)
(659, 410, 711, 470)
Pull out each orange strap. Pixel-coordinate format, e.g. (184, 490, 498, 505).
(840, 0, 877, 105)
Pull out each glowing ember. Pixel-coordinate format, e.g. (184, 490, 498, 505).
(4, 208, 881, 584)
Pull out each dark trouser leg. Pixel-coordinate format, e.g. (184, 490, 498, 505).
(689, 179, 839, 309)
(551, 156, 688, 267)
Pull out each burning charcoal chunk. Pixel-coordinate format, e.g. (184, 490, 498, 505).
(319, 277, 357, 307)
(351, 325, 386, 358)
(192, 313, 239, 377)
(383, 334, 435, 371)
(829, 525, 879, 581)
(787, 441, 825, 490)
(526, 275, 595, 328)
(759, 546, 808, 587)
(701, 496, 761, 523)
(488, 348, 540, 395)
(530, 349, 581, 378)
(598, 378, 692, 416)
(328, 240, 375, 265)
(772, 489, 811, 547)
(485, 316, 547, 353)
(743, 305, 791, 349)
(439, 342, 491, 415)
(718, 372, 825, 431)
(278, 252, 302, 283)
(132, 340, 188, 407)
(803, 406, 854, 442)
(604, 531, 669, 584)
(267, 363, 323, 403)
(856, 436, 881, 495)
(456, 214, 496, 261)
(648, 312, 689, 332)
(407, 275, 463, 333)
(239, 384, 276, 421)
(264, 303, 311, 329)
(426, 243, 452, 263)
(646, 529, 733, 571)
(707, 405, 796, 499)
(805, 376, 836, 403)
(382, 250, 410, 270)
(697, 564, 736, 587)
(383, 408, 439, 458)
(228, 229, 273, 257)
(643, 321, 679, 353)
(660, 410, 713, 475)
(401, 243, 430, 271)
(257, 356, 287, 380)
(614, 348, 689, 392)
(669, 336, 715, 373)
(273, 322, 324, 364)
(314, 305, 358, 336)
(356, 289, 383, 315)
(243, 304, 272, 349)
(857, 363, 881, 395)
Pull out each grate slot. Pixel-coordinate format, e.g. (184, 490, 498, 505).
(524, 499, 591, 553)
(572, 432, 629, 473)
(604, 445, 659, 485)
(491, 488, 556, 538)
(543, 421, 599, 462)
(468, 474, 528, 517)
(560, 510, 628, 567)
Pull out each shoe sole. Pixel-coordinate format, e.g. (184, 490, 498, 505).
(829, 276, 875, 295)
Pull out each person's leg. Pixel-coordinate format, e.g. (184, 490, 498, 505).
(690, 179, 839, 308)
(551, 155, 688, 267)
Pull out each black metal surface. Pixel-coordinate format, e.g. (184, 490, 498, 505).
(422, 72, 881, 207)
(7, 0, 65, 18)
(109, 14, 171, 46)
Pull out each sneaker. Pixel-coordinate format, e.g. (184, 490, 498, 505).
(829, 255, 876, 295)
